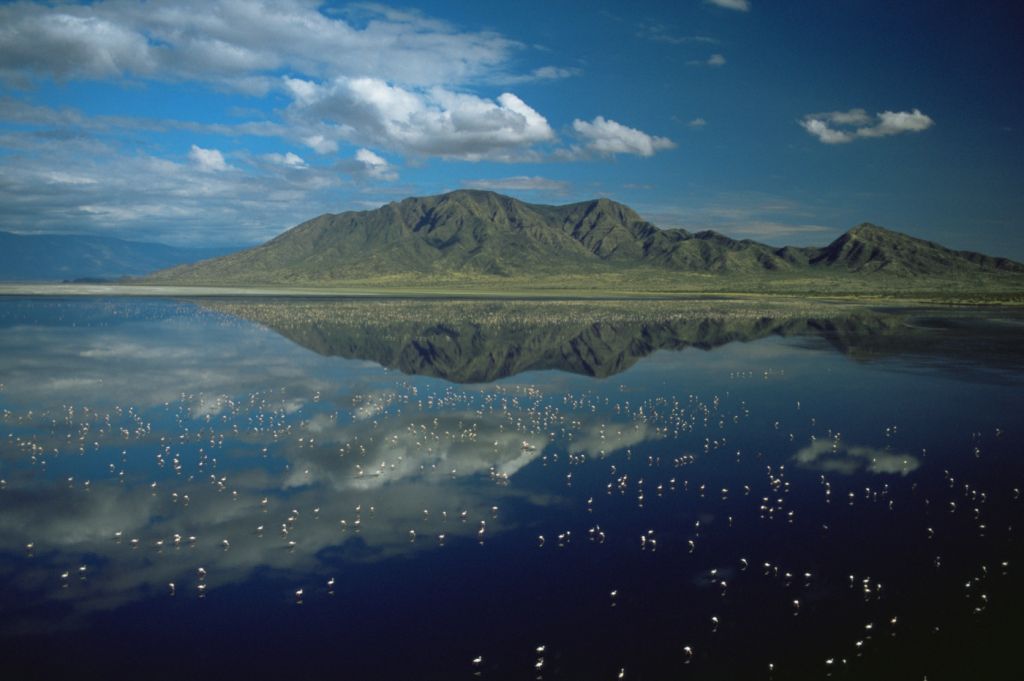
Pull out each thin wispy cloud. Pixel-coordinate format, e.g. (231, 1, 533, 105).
(800, 108, 935, 144)
(640, 191, 838, 244)
(636, 23, 718, 45)
(706, 0, 751, 12)
(263, 152, 307, 168)
(496, 65, 583, 85)
(463, 176, 569, 194)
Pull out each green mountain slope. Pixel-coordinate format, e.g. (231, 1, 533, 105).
(810, 223, 1023, 274)
(148, 190, 1024, 287)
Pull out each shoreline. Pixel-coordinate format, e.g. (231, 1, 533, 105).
(1, 282, 1023, 306)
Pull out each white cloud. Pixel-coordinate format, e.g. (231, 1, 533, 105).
(800, 118, 854, 144)
(824, 108, 872, 126)
(862, 109, 935, 137)
(301, 134, 339, 155)
(706, 0, 751, 11)
(707, 53, 727, 66)
(0, 0, 517, 89)
(571, 116, 675, 157)
(800, 108, 935, 144)
(688, 118, 707, 128)
(264, 151, 306, 168)
(188, 144, 230, 172)
(285, 76, 554, 160)
(463, 176, 569, 193)
(355, 148, 397, 181)
(0, 134, 368, 246)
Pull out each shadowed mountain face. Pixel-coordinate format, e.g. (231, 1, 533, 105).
(149, 190, 1024, 285)
(201, 299, 1024, 383)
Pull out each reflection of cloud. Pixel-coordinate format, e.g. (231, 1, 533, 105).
(0, 308, 334, 412)
(793, 440, 920, 476)
(0, 304, 583, 629)
(279, 410, 549, 491)
(570, 421, 661, 457)
(0, 469, 552, 631)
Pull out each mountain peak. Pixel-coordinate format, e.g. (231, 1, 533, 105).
(845, 223, 898, 240)
(437, 188, 503, 202)
(143, 190, 1024, 285)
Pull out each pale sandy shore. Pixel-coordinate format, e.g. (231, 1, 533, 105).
(0, 283, 380, 297)
(0, 282, 683, 300)
(2, 282, 1022, 306)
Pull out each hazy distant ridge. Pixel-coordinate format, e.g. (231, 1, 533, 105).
(0, 231, 232, 282)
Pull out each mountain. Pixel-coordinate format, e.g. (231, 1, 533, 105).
(0, 231, 236, 282)
(147, 190, 1024, 287)
(807, 223, 1023, 275)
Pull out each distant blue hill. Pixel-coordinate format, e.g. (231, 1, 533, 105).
(0, 231, 238, 281)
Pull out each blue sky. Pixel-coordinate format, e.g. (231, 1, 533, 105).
(0, 0, 1021, 257)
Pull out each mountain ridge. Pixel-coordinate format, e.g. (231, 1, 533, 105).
(143, 189, 1024, 286)
(0, 231, 234, 282)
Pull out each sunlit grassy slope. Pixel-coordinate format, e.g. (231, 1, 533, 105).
(144, 190, 1024, 301)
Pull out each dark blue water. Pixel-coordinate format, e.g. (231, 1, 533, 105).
(1, 297, 1022, 680)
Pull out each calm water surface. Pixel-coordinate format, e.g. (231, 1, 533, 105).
(1, 297, 1022, 680)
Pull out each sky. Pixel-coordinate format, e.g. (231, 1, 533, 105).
(0, 0, 1022, 257)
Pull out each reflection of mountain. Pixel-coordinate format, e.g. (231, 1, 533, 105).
(201, 299, 1024, 382)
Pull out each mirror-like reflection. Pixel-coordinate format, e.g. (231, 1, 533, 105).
(202, 298, 1024, 382)
(0, 297, 1022, 680)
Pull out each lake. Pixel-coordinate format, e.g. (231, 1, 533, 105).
(1, 296, 1022, 680)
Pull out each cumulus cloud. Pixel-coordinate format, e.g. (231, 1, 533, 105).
(800, 118, 854, 144)
(0, 0, 516, 89)
(706, 0, 751, 11)
(800, 108, 934, 144)
(571, 116, 676, 157)
(284, 76, 554, 160)
(688, 118, 707, 128)
(354, 148, 397, 181)
(707, 53, 727, 66)
(463, 176, 569, 193)
(188, 144, 230, 172)
(861, 109, 936, 137)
